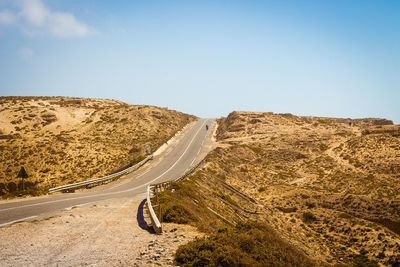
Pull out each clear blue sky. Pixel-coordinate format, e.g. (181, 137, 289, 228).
(1, 0, 399, 122)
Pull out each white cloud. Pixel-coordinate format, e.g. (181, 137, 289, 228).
(0, 10, 17, 24)
(49, 12, 93, 38)
(19, 0, 48, 26)
(0, 0, 95, 38)
(17, 47, 35, 59)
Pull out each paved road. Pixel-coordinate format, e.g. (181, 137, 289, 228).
(0, 118, 213, 227)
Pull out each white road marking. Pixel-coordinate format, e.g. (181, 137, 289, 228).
(139, 119, 207, 184)
(108, 168, 150, 190)
(0, 120, 208, 213)
(189, 120, 209, 167)
(108, 121, 198, 190)
(64, 202, 95, 210)
(0, 215, 38, 227)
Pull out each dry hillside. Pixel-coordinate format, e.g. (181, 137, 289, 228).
(0, 96, 195, 198)
(159, 111, 400, 266)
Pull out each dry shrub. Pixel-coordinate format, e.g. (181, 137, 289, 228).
(302, 211, 317, 223)
(174, 221, 315, 267)
(158, 181, 218, 231)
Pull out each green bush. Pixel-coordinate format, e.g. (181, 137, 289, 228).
(157, 180, 233, 233)
(249, 146, 263, 154)
(175, 221, 315, 267)
(352, 254, 378, 267)
(302, 212, 317, 223)
(365, 174, 374, 181)
(133, 155, 147, 164)
(158, 182, 196, 224)
(258, 186, 266, 192)
(162, 203, 191, 224)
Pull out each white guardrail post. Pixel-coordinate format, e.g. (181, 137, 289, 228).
(48, 155, 153, 193)
(147, 185, 162, 234)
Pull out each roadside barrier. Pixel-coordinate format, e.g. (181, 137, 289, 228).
(49, 155, 153, 193)
(146, 182, 171, 234)
(146, 157, 207, 234)
(146, 155, 263, 233)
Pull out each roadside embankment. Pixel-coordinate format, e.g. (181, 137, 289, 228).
(157, 111, 400, 266)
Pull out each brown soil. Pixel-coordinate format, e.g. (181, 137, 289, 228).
(0, 96, 195, 198)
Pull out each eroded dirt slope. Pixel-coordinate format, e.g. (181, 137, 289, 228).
(0, 96, 195, 198)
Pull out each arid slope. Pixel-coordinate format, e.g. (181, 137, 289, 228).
(159, 111, 400, 266)
(0, 96, 195, 198)
(214, 111, 400, 265)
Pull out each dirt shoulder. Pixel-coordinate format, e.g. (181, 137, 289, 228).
(0, 196, 202, 266)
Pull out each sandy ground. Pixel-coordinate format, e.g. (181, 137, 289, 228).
(0, 196, 202, 266)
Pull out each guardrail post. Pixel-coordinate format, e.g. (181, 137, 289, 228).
(147, 184, 162, 234)
(159, 204, 162, 224)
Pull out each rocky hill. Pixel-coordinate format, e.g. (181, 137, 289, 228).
(159, 111, 400, 266)
(0, 96, 195, 198)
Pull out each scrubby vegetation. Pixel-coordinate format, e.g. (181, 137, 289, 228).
(158, 111, 400, 266)
(158, 179, 226, 232)
(157, 164, 318, 265)
(211, 111, 400, 265)
(175, 221, 315, 267)
(0, 96, 195, 198)
(157, 178, 316, 266)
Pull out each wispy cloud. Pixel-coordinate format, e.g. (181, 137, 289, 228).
(47, 12, 94, 38)
(17, 47, 35, 59)
(0, 0, 95, 38)
(0, 10, 17, 24)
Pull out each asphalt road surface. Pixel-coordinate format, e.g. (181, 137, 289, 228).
(0, 118, 213, 227)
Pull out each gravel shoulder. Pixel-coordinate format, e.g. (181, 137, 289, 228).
(0, 196, 202, 266)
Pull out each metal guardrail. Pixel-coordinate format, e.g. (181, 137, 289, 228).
(146, 158, 207, 234)
(175, 157, 206, 182)
(49, 155, 153, 193)
(146, 119, 215, 233)
(146, 155, 259, 233)
(146, 184, 164, 234)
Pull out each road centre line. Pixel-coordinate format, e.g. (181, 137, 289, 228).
(108, 120, 199, 190)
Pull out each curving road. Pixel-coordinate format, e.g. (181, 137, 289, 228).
(0, 118, 214, 227)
